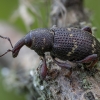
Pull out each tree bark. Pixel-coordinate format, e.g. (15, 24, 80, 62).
(1, 0, 100, 100)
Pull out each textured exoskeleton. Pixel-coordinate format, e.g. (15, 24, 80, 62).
(0, 26, 99, 79)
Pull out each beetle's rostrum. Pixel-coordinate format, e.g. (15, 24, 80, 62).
(0, 26, 99, 79)
(12, 37, 25, 58)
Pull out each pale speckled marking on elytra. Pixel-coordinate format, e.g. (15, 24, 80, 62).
(73, 40, 76, 42)
(50, 30, 55, 35)
(69, 34, 73, 37)
(67, 28, 71, 31)
(43, 38, 46, 44)
(74, 42, 77, 45)
(92, 50, 94, 53)
(32, 37, 35, 42)
(71, 44, 78, 53)
(74, 45, 78, 48)
(72, 47, 76, 53)
(92, 48, 96, 53)
(67, 52, 72, 56)
(42, 47, 44, 50)
(92, 44, 94, 48)
(67, 40, 78, 56)
(94, 39, 96, 45)
(92, 39, 96, 53)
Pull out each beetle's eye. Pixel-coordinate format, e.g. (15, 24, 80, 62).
(25, 34, 32, 47)
(25, 38, 28, 44)
(25, 38, 30, 46)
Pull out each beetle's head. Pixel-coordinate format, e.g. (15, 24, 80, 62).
(27, 28, 53, 56)
(0, 33, 32, 58)
(12, 33, 32, 58)
(0, 28, 53, 58)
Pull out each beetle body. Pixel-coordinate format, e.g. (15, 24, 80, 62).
(0, 26, 100, 79)
(13, 26, 100, 62)
(50, 27, 100, 61)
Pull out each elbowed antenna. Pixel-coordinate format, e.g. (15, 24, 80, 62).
(0, 36, 25, 58)
(0, 35, 13, 48)
(0, 35, 13, 57)
(0, 49, 12, 57)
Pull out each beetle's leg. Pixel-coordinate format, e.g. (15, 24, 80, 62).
(76, 54, 98, 68)
(87, 59, 98, 68)
(77, 54, 97, 63)
(40, 55, 48, 79)
(81, 26, 92, 34)
(0, 35, 13, 48)
(64, 68, 72, 77)
(52, 57, 73, 82)
(52, 57, 72, 69)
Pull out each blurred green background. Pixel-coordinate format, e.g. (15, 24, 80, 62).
(0, 0, 100, 100)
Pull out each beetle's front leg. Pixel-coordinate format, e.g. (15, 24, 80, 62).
(76, 54, 98, 68)
(40, 55, 48, 79)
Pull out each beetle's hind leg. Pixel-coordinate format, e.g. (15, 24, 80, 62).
(76, 54, 98, 68)
(81, 26, 92, 34)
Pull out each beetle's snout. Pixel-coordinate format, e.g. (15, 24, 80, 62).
(12, 49, 19, 58)
(12, 38, 25, 58)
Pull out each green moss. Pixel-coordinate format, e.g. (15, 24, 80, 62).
(85, 0, 100, 38)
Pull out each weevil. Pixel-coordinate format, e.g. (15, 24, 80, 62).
(0, 26, 99, 79)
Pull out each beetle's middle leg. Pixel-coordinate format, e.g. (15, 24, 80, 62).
(52, 56, 73, 77)
(76, 54, 98, 68)
(52, 57, 72, 69)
